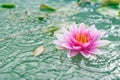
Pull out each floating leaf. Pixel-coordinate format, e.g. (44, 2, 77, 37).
(40, 4, 56, 12)
(0, 3, 16, 9)
(102, 0, 120, 7)
(33, 46, 45, 56)
(38, 14, 48, 22)
(77, 0, 102, 5)
(47, 26, 59, 33)
(90, 0, 101, 3)
(44, 26, 59, 36)
(38, 16, 44, 21)
(118, 11, 120, 17)
(77, 0, 81, 3)
(77, 0, 91, 5)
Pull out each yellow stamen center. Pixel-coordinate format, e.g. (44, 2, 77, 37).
(76, 33, 90, 43)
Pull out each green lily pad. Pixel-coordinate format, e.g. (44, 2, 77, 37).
(40, 4, 56, 12)
(118, 10, 120, 17)
(0, 3, 16, 9)
(43, 26, 59, 36)
(77, 0, 101, 5)
(102, 0, 120, 7)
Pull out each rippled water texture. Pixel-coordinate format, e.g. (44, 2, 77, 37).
(0, 0, 120, 80)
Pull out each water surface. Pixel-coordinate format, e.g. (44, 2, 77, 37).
(0, 0, 120, 80)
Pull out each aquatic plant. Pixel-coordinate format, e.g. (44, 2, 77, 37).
(53, 23, 110, 58)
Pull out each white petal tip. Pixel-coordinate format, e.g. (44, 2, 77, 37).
(100, 40, 111, 47)
(67, 53, 72, 58)
(81, 52, 90, 58)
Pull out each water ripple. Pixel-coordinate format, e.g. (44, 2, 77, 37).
(0, 0, 120, 80)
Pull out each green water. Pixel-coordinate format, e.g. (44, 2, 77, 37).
(0, 0, 120, 80)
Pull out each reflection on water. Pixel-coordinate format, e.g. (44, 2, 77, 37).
(0, 0, 120, 80)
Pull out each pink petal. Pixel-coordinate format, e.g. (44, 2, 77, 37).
(72, 46, 81, 50)
(70, 23, 78, 35)
(98, 31, 105, 39)
(82, 42, 90, 48)
(89, 48, 101, 54)
(53, 40, 61, 45)
(53, 40, 72, 49)
(91, 30, 105, 42)
(61, 27, 69, 35)
(60, 27, 74, 45)
(61, 43, 73, 49)
(86, 42, 98, 50)
(80, 51, 90, 58)
(96, 40, 111, 47)
(55, 34, 65, 42)
(79, 23, 86, 34)
(63, 33, 73, 45)
(71, 36, 80, 46)
(88, 24, 97, 37)
(67, 50, 79, 58)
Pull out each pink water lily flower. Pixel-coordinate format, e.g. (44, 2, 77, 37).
(53, 23, 110, 58)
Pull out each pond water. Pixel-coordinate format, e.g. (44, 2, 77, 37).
(0, 0, 120, 80)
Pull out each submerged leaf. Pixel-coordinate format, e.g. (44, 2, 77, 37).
(40, 4, 56, 12)
(0, 3, 16, 9)
(33, 46, 45, 56)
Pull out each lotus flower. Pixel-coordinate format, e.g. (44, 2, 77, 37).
(53, 23, 110, 58)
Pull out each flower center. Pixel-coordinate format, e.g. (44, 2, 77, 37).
(76, 33, 90, 43)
